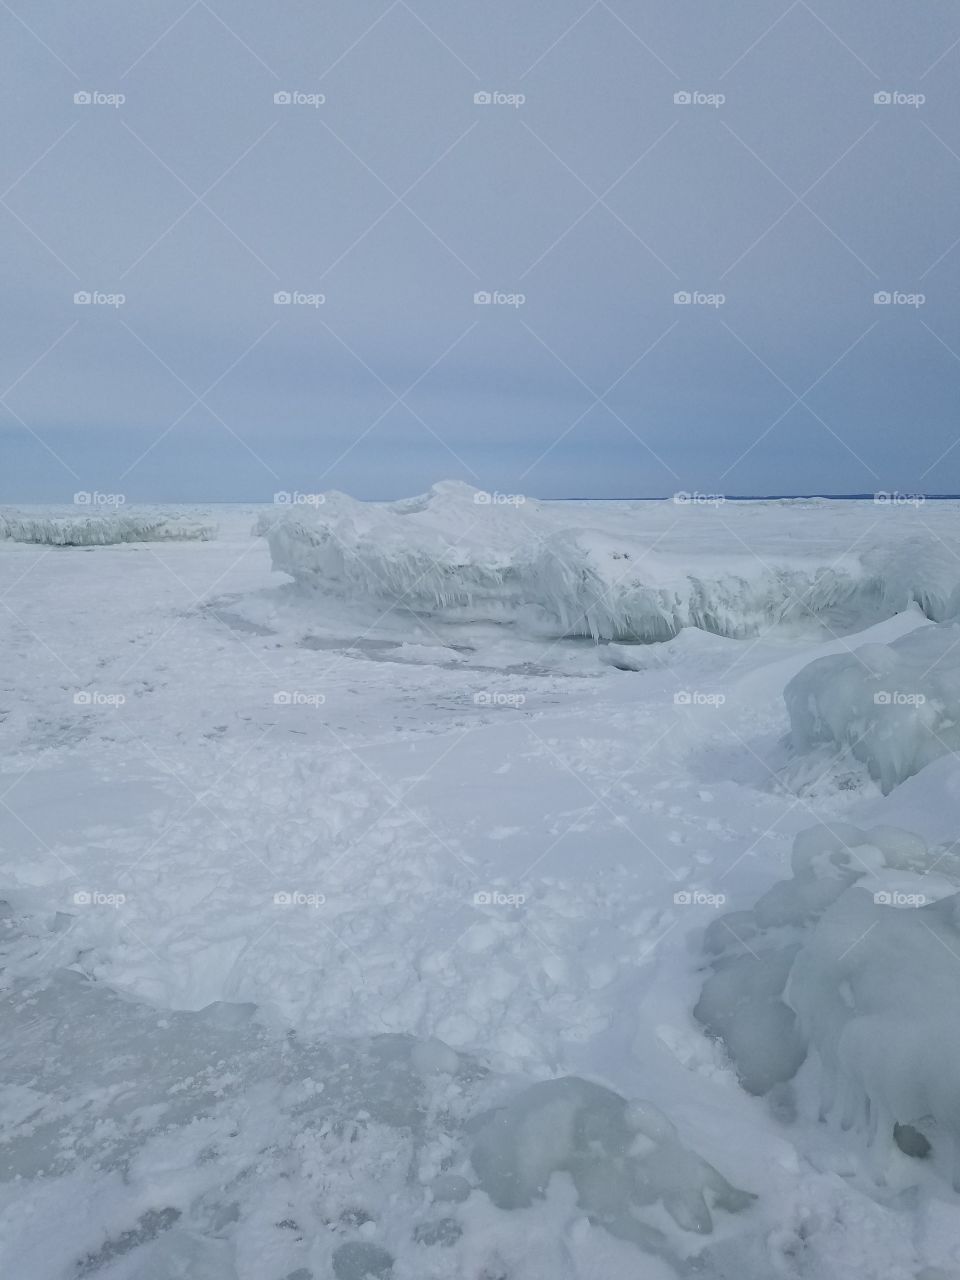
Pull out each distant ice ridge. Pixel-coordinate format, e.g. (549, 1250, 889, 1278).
(696, 821, 960, 1187)
(259, 482, 960, 642)
(0, 510, 217, 545)
(786, 620, 960, 793)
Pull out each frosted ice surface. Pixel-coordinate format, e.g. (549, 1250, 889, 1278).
(786, 621, 960, 793)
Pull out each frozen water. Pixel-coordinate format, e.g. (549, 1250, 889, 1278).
(470, 1076, 754, 1254)
(786, 621, 960, 793)
(258, 482, 960, 642)
(0, 509, 217, 545)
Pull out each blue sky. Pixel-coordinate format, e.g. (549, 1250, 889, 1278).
(2, 0, 959, 500)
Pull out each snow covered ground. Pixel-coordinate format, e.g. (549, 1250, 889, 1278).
(2, 491, 960, 1279)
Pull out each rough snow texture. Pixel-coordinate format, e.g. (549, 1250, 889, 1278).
(697, 821, 960, 1186)
(785, 621, 960, 793)
(0, 509, 216, 545)
(259, 483, 960, 642)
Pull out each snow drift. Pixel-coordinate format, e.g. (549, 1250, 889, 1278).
(0, 510, 217, 545)
(696, 821, 960, 1186)
(785, 621, 960, 793)
(258, 483, 960, 643)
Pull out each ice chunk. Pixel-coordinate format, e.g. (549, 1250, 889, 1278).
(257, 482, 903, 643)
(785, 622, 960, 793)
(0, 509, 216, 545)
(470, 1076, 754, 1249)
(788, 888, 960, 1187)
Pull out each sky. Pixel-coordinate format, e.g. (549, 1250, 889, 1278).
(1, 0, 959, 501)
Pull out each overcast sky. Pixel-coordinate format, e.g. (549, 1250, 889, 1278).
(2, 0, 959, 500)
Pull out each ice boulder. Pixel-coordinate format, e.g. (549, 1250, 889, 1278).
(470, 1076, 754, 1251)
(785, 621, 960, 793)
(697, 821, 960, 1186)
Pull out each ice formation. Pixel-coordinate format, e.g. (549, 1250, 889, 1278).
(697, 821, 960, 1185)
(785, 621, 960, 793)
(0, 510, 216, 545)
(258, 482, 960, 643)
(470, 1076, 754, 1251)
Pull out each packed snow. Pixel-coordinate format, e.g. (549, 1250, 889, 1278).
(3, 493, 960, 1278)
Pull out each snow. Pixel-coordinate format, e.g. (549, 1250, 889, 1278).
(4, 494, 960, 1278)
(786, 621, 960, 793)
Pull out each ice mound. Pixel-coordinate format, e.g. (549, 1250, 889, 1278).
(470, 1076, 754, 1252)
(258, 482, 905, 643)
(697, 822, 960, 1185)
(0, 509, 217, 545)
(785, 621, 960, 793)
